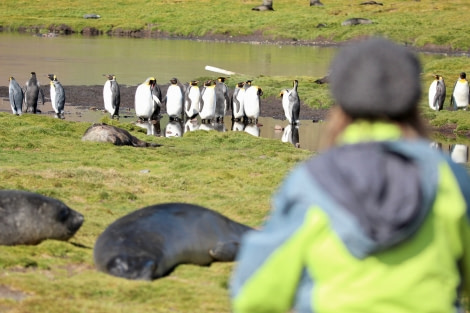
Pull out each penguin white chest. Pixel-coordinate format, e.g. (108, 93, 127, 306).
(244, 87, 261, 119)
(233, 89, 245, 119)
(453, 80, 469, 109)
(103, 80, 115, 114)
(135, 84, 155, 118)
(200, 87, 216, 120)
(185, 86, 200, 117)
(428, 80, 438, 110)
(281, 90, 293, 123)
(166, 85, 183, 117)
(50, 83, 57, 112)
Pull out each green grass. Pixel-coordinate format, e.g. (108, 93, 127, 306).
(0, 113, 311, 313)
(1, 1, 470, 311)
(1, 0, 470, 50)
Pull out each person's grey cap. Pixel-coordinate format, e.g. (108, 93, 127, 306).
(329, 37, 422, 119)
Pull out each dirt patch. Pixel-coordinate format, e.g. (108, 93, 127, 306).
(0, 285, 28, 302)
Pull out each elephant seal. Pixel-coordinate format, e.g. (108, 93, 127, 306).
(341, 18, 373, 26)
(0, 190, 84, 246)
(81, 123, 162, 147)
(93, 203, 254, 280)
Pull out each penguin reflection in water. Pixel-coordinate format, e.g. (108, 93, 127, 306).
(135, 77, 161, 122)
(103, 74, 120, 119)
(199, 80, 217, 124)
(164, 78, 185, 121)
(428, 75, 446, 111)
(280, 79, 300, 125)
(24, 72, 45, 113)
(8, 77, 23, 116)
(47, 74, 65, 119)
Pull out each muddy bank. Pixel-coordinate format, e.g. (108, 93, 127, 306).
(0, 84, 329, 122)
(2, 26, 469, 56)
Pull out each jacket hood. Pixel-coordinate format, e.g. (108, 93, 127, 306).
(306, 140, 437, 258)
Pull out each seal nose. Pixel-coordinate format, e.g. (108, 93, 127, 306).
(69, 212, 84, 233)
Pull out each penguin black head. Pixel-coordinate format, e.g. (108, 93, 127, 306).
(170, 78, 178, 84)
(460, 72, 466, 79)
(31, 72, 36, 76)
(204, 80, 213, 86)
(237, 82, 245, 88)
(245, 80, 252, 86)
(103, 74, 114, 80)
(47, 74, 57, 81)
(217, 77, 226, 83)
(190, 80, 199, 86)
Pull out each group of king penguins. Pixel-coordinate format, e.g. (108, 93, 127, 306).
(104, 75, 273, 126)
(428, 72, 470, 111)
(8, 72, 66, 119)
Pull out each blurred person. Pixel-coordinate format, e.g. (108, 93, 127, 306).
(230, 37, 470, 313)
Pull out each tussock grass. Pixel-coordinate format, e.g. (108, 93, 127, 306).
(0, 113, 311, 312)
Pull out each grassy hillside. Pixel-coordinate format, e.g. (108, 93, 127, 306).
(1, 0, 470, 51)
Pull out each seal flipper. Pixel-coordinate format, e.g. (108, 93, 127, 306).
(107, 256, 156, 281)
(209, 241, 240, 262)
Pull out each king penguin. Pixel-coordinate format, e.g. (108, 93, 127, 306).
(8, 77, 24, 116)
(428, 75, 446, 111)
(280, 79, 300, 124)
(451, 72, 470, 110)
(199, 80, 217, 124)
(184, 80, 200, 120)
(135, 77, 160, 121)
(164, 77, 185, 121)
(47, 74, 65, 119)
(24, 72, 44, 114)
(103, 74, 120, 119)
(232, 81, 246, 122)
(244, 84, 263, 124)
(215, 77, 230, 123)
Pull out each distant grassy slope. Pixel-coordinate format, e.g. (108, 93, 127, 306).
(1, 0, 470, 50)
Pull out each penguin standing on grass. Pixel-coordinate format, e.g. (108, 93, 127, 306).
(8, 77, 23, 116)
(215, 77, 230, 123)
(199, 80, 217, 124)
(164, 77, 184, 121)
(428, 75, 446, 111)
(47, 74, 65, 119)
(451, 72, 470, 110)
(103, 74, 120, 119)
(232, 82, 246, 122)
(135, 77, 160, 122)
(24, 72, 44, 113)
(244, 84, 263, 124)
(184, 80, 200, 120)
(280, 80, 300, 124)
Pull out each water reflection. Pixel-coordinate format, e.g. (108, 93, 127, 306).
(281, 124, 300, 149)
(430, 142, 469, 164)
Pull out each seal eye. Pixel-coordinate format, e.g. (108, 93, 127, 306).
(57, 208, 70, 222)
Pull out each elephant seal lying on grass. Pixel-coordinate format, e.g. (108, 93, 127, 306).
(0, 190, 84, 245)
(82, 123, 161, 147)
(93, 202, 254, 280)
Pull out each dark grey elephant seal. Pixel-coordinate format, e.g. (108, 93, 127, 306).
(0, 190, 84, 246)
(82, 123, 161, 147)
(93, 203, 254, 280)
(341, 18, 373, 26)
